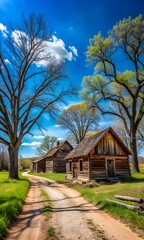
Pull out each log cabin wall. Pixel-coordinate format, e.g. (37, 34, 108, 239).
(65, 129, 131, 180)
(66, 156, 89, 180)
(90, 156, 130, 179)
(115, 157, 130, 178)
(93, 132, 127, 156)
(90, 157, 106, 179)
(89, 132, 130, 179)
(53, 142, 73, 172)
(45, 157, 53, 172)
(53, 156, 66, 172)
(37, 159, 45, 173)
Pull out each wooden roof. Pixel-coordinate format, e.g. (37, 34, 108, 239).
(33, 140, 72, 163)
(65, 127, 131, 160)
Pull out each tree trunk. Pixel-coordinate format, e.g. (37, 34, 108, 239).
(8, 146, 19, 179)
(130, 132, 140, 173)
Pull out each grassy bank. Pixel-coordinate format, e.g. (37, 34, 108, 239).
(30, 172, 66, 182)
(75, 172, 144, 232)
(0, 171, 30, 238)
(31, 169, 144, 234)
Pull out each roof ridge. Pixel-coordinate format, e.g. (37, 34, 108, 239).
(87, 127, 110, 139)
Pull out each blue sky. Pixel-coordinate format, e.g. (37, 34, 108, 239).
(0, 0, 143, 157)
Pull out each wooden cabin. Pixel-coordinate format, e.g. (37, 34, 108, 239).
(32, 140, 73, 173)
(65, 128, 131, 181)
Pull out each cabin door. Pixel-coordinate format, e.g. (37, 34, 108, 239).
(73, 164, 78, 178)
(107, 159, 115, 177)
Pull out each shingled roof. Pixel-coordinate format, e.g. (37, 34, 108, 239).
(65, 127, 131, 160)
(33, 140, 71, 163)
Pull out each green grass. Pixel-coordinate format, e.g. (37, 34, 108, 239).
(47, 227, 59, 240)
(30, 172, 66, 183)
(31, 169, 144, 234)
(0, 171, 30, 238)
(73, 169, 144, 233)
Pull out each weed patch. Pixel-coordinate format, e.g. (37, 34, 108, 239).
(47, 227, 59, 240)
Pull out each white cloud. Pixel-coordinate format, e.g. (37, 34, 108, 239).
(33, 135, 45, 139)
(35, 35, 74, 67)
(12, 30, 27, 46)
(60, 100, 82, 111)
(21, 141, 41, 146)
(11, 29, 77, 67)
(58, 137, 63, 141)
(55, 125, 60, 128)
(0, 23, 8, 37)
(4, 59, 10, 64)
(69, 46, 78, 56)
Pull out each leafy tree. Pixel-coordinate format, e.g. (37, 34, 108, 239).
(58, 102, 99, 144)
(81, 15, 144, 172)
(36, 135, 57, 156)
(0, 14, 73, 179)
(19, 157, 32, 170)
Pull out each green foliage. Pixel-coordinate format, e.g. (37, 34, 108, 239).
(87, 32, 114, 63)
(81, 15, 144, 172)
(19, 158, 32, 170)
(112, 15, 144, 47)
(0, 171, 29, 238)
(36, 136, 57, 156)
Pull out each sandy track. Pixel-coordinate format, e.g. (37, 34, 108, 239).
(5, 177, 47, 240)
(5, 174, 144, 240)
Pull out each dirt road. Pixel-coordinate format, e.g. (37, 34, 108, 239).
(5, 174, 143, 240)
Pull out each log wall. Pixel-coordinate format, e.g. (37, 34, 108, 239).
(90, 157, 106, 179)
(66, 131, 130, 180)
(45, 158, 53, 172)
(66, 156, 89, 180)
(115, 158, 130, 178)
(91, 132, 127, 156)
(36, 159, 45, 173)
(90, 156, 130, 179)
(46, 142, 73, 173)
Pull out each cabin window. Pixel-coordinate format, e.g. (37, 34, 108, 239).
(79, 159, 83, 171)
(69, 160, 72, 172)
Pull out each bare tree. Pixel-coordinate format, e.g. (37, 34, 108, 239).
(58, 102, 99, 144)
(0, 14, 73, 178)
(112, 118, 144, 152)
